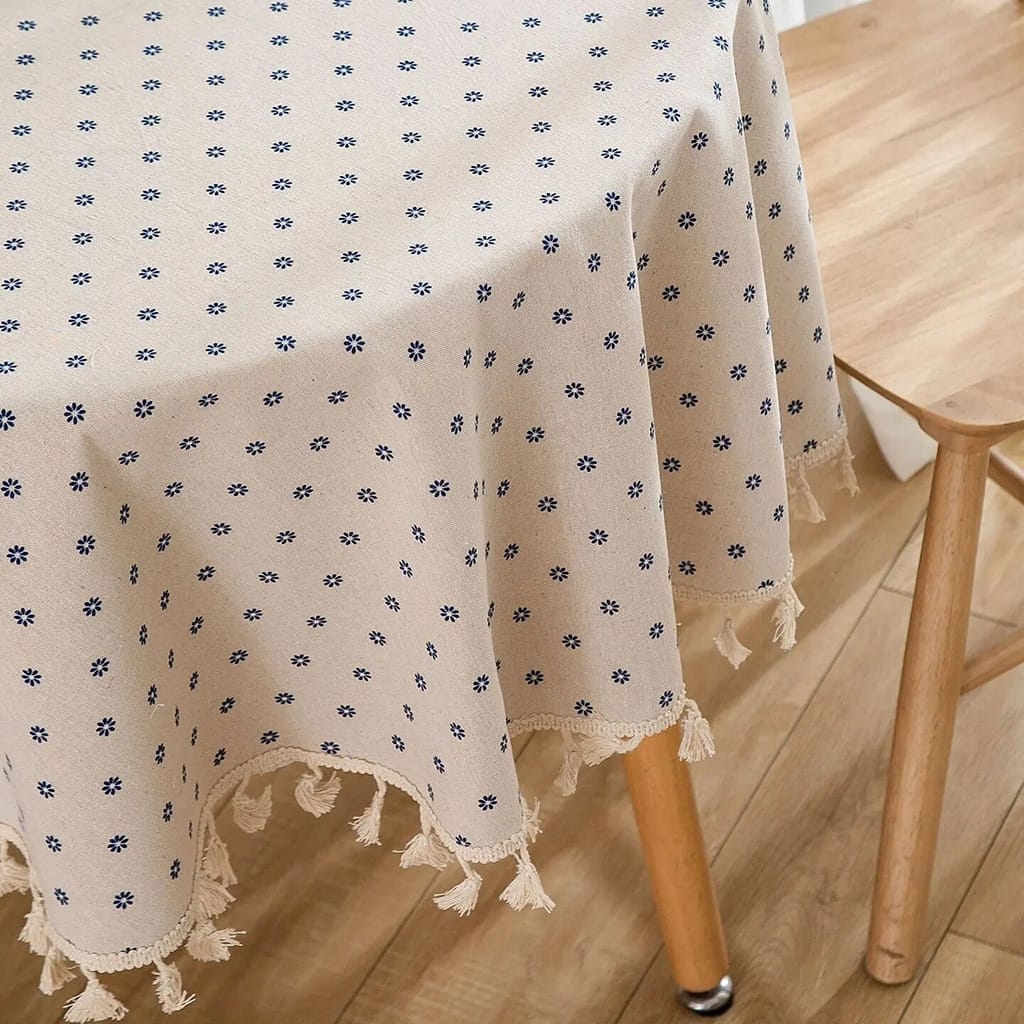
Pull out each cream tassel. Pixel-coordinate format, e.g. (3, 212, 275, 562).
(499, 846, 556, 913)
(577, 731, 643, 766)
(554, 728, 583, 796)
(19, 892, 50, 955)
(187, 920, 245, 963)
(295, 764, 342, 818)
(713, 617, 752, 669)
(0, 840, 30, 896)
(789, 461, 825, 523)
(63, 968, 128, 1023)
(677, 698, 716, 762)
(231, 779, 272, 833)
(194, 873, 234, 921)
(398, 806, 451, 870)
(351, 777, 387, 846)
(772, 580, 805, 651)
(433, 854, 482, 916)
(836, 437, 860, 495)
(151, 957, 195, 1014)
(202, 818, 237, 887)
(522, 797, 543, 843)
(40, 943, 77, 995)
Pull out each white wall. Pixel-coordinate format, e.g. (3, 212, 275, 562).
(774, 0, 869, 31)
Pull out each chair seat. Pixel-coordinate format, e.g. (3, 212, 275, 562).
(785, 0, 1024, 438)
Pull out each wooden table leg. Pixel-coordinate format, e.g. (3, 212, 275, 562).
(866, 442, 989, 984)
(623, 726, 732, 1015)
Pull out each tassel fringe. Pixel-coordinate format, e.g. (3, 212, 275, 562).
(713, 617, 752, 669)
(351, 777, 387, 846)
(19, 893, 50, 955)
(772, 580, 805, 651)
(836, 437, 860, 495)
(555, 729, 583, 796)
(0, 840, 30, 896)
(522, 798, 543, 843)
(789, 460, 826, 523)
(577, 731, 643, 766)
(152, 957, 195, 1014)
(40, 944, 78, 996)
(202, 820, 237, 887)
(194, 873, 234, 922)
(398, 805, 452, 870)
(187, 921, 245, 963)
(499, 847, 555, 913)
(678, 699, 716, 762)
(433, 855, 482, 916)
(231, 780, 273, 833)
(63, 969, 128, 1023)
(295, 764, 342, 818)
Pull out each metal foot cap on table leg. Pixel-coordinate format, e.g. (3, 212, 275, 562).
(677, 975, 734, 1016)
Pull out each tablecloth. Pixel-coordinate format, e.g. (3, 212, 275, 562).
(0, 0, 855, 1018)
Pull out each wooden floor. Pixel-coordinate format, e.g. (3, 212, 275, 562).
(4, 381, 1024, 1023)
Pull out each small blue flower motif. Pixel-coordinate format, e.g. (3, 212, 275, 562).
(337, 704, 356, 718)
(260, 731, 279, 745)
(107, 834, 129, 854)
(391, 734, 405, 751)
(113, 890, 134, 910)
(45, 835, 62, 853)
(54, 888, 69, 906)
(162, 801, 174, 821)
(659, 690, 675, 708)
(727, 544, 746, 560)
(37, 780, 56, 798)
(472, 674, 490, 693)
(574, 700, 594, 717)
(450, 722, 466, 740)
(170, 858, 181, 880)
(439, 605, 460, 622)
(102, 776, 122, 796)
(478, 794, 497, 811)
(321, 741, 341, 756)
(525, 669, 544, 686)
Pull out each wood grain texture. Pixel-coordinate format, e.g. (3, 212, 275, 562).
(901, 934, 1024, 1024)
(786, 0, 1024, 436)
(868, 446, 990, 983)
(623, 729, 728, 994)
(620, 593, 1024, 1024)
(955, 785, 1024, 955)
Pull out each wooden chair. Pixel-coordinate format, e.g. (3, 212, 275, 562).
(784, 0, 1024, 985)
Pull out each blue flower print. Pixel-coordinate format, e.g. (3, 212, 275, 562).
(113, 891, 134, 910)
(102, 776, 123, 796)
(37, 780, 56, 799)
(478, 794, 497, 811)
(574, 700, 594, 717)
(107, 835, 129, 854)
(54, 888, 69, 907)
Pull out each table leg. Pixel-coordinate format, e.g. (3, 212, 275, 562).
(623, 726, 732, 1015)
(866, 442, 989, 983)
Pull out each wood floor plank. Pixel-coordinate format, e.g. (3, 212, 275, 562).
(901, 933, 1024, 1024)
(884, 439, 1024, 627)
(954, 783, 1024, 956)
(620, 593, 1024, 1024)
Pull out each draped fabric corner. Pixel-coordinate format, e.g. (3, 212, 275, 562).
(0, 0, 852, 1017)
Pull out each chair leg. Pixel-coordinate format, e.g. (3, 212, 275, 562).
(866, 442, 990, 984)
(623, 726, 732, 1015)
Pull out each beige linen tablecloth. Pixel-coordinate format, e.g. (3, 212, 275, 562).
(0, 0, 854, 1017)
